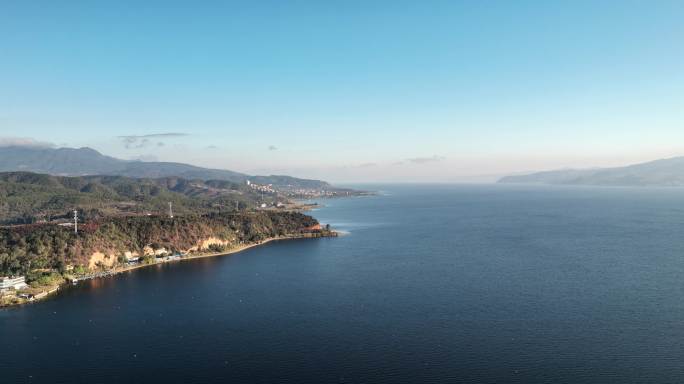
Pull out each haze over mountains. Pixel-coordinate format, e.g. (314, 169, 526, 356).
(0, 146, 332, 190)
(499, 157, 684, 187)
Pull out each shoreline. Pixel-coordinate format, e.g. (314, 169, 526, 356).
(1, 232, 337, 309)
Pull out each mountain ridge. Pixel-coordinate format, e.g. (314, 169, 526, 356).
(499, 156, 684, 186)
(0, 145, 332, 190)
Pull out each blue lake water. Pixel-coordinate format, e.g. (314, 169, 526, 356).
(3, 184, 684, 383)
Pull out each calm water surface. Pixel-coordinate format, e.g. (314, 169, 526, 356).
(3, 184, 684, 383)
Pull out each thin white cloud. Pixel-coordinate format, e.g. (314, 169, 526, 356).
(406, 155, 446, 164)
(0, 137, 55, 148)
(117, 133, 188, 149)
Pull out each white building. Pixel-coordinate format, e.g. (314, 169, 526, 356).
(0, 276, 28, 291)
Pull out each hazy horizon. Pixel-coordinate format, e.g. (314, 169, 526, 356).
(1, 1, 682, 183)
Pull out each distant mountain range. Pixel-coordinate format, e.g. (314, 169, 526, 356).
(499, 157, 684, 186)
(0, 146, 333, 190)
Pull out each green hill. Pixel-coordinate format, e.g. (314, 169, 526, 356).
(0, 211, 323, 275)
(0, 172, 270, 225)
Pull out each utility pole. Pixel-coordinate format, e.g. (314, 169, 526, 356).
(168, 202, 174, 218)
(73, 210, 78, 234)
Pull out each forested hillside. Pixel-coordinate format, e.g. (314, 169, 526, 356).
(0, 172, 272, 224)
(0, 211, 320, 274)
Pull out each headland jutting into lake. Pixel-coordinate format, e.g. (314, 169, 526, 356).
(0, 170, 363, 308)
(1, 211, 337, 308)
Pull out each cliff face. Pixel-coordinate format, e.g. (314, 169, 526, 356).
(0, 211, 320, 274)
(85, 237, 234, 269)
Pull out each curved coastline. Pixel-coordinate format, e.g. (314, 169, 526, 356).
(0, 231, 337, 309)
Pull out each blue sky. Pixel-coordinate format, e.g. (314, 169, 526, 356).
(1, 1, 682, 182)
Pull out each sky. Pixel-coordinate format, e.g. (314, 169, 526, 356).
(0, 0, 682, 183)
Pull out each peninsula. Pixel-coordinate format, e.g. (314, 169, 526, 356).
(0, 171, 341, 308)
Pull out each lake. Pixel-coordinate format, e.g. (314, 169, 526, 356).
(3, 184, 684, 383)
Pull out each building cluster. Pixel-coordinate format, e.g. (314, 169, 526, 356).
(281, 189, 347, 198)
(246, 180, 359, 199)
(246, 180, 276, 194)
(257, 201, 287, 209)
(0, 275, 28, 292)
